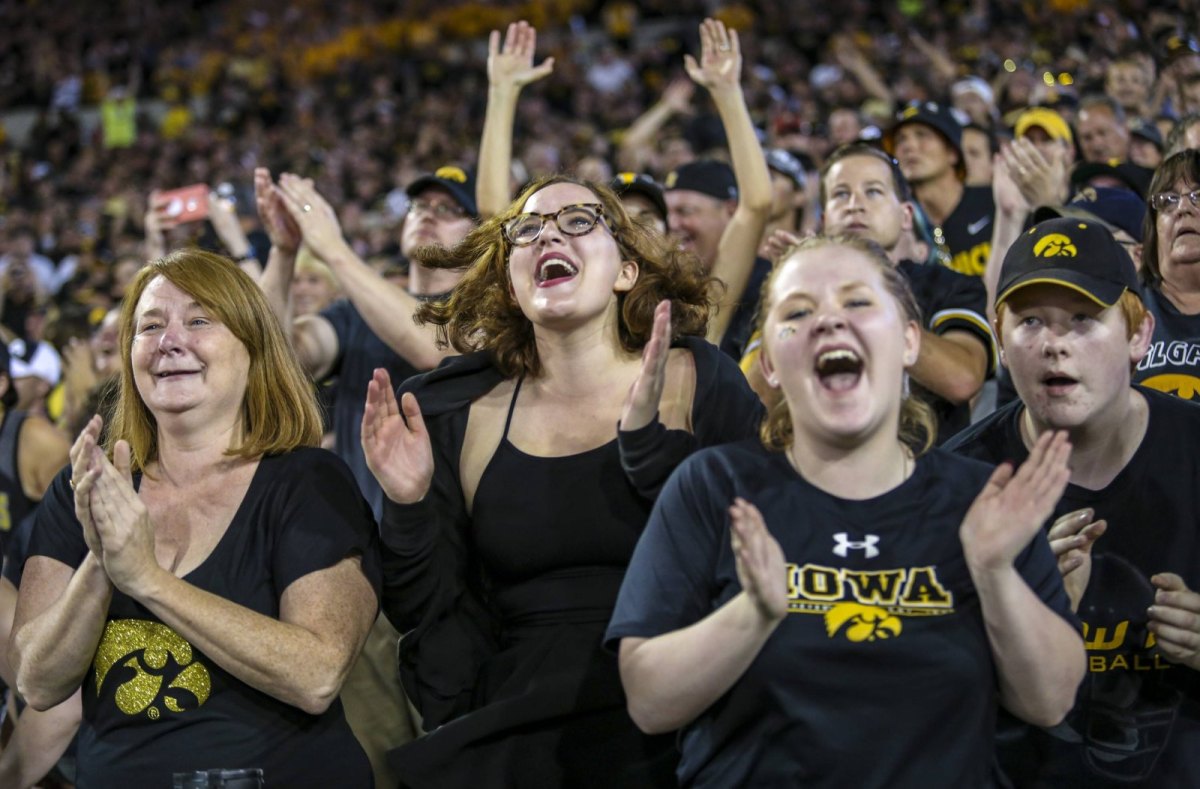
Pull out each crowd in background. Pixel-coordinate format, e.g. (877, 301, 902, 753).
(2, 1, 1197, 350)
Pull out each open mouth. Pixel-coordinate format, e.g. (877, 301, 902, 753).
(1041, 373, 1078, 394)
(815, 348, 863, 392)
(535, 254, 579, 287)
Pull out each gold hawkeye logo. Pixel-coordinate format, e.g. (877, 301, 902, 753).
(94, 619, 211, 720)
(1032, 233, 1078, 258)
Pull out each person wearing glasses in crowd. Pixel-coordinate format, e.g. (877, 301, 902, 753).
(1133, 149, 1200, 402)
(257, 167, 477, 788)
(360, 174, 762, 787)
(606, 235, 1084, 787)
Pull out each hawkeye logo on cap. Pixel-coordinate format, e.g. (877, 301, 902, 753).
(434, 166, 468, 183)
(901, 106, 920, 119)
(664, 171, 678, 189)
(617, 172, 637, 184)
(1033, 232, 1079, 258)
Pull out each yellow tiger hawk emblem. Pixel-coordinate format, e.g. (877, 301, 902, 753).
(94, 619, 211, 720)
(825, 603, 903, 642)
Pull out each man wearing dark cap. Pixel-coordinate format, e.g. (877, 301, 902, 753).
(946, 216, 1200, 788)
(885, 101, 997, 276)
(664, 157, 772, 358)
(1070, 159, 1154, 199)
(1033, 186, 1147, 269)
(611, 172, 668, 236)
(1129, 118, 1165, 169)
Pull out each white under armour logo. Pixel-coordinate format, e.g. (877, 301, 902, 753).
(832, 532, 881, 558)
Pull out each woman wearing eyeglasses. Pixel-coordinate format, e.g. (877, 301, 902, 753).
(1134, 149, 1200, 401)
(361, 175, 763, 787)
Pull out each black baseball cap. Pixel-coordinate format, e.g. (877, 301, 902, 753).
(1069, 159, 1153, 199)
(611, 172, 668, 223)
(996, 217, 1139, 309)
(1032, 187, 1147, 243)
(883, 101, 966, 179)
(406, 165, 478, 218)
(664, 160, 738, 201)
(1129, 118, 1165, 152)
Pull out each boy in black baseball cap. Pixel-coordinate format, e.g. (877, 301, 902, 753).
(946, 218, 1200, 786)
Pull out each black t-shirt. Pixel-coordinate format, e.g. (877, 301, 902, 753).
(945, 389, 1200, 787)
(1134, 285, 1200, 402)
(899, 258, 996, 441)
(937, 186, 995, 277)
(321, 298, 421, 519)
(606, 441, 1073, 788)
(29, 448, 382, 789)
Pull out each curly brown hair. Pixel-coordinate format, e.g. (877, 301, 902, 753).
(755, 235, 936, 455)
(413, 174, 714, 378)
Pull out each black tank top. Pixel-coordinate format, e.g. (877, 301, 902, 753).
(471, 377, 652, 630)
(0, 409, 35, 555)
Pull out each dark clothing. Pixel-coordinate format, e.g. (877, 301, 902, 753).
(321, 298, 421, 519)
(1134, 285, 1200, 402)
(899, 258, 996, 441)
(0, 409, 36, 576)
(29, 449, 382, 789)
(938, 185, 996, 277)
(945, 389, 1200, 787)
(379, 338, 763, 787)
(719, 255, 771, 360)
(606, 442, 1074, 788)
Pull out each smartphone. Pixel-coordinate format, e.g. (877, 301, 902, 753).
(158, 183, 210, 223)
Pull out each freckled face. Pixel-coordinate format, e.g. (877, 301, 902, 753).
(761, 246, 919, 447)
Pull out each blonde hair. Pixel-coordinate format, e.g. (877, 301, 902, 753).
(756, 235, 936, 454)
(110, 249, 322, 472)
(295, 244, 339, 290)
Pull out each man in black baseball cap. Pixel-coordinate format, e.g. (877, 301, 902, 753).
(946, 213, 1200, 788)
(611, 172, 668, 235)
(884, 101, 996, 276)
(1032, 186, 1147, 268)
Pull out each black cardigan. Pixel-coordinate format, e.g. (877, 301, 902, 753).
(378, 336, 764, 728)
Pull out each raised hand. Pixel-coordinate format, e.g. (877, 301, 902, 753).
(488, 21, 554, 90)
(1003, 137, 1067, 208)
(620, 300, 672, 432)
(960, 430, 1072, 573)
(730, 497, 787, 623)
(1046, 508, 1107, 613)
(660, 78, 696, 113)
(254, 168, 301, 255)
(273, 172, 351, 265)
(991, 150, 1030, 220)
(361, 368, 435, 504)
(684, 18, 742, 93)
(89, 440, 159, 595)
(761, 228, 803, 263)
(1149, 573, 1200, 671)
